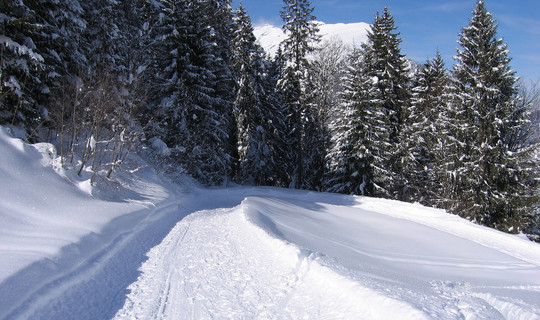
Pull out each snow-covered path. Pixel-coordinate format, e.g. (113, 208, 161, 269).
(112, 191, 540, 319)
(2, 186, 540, 319)
(114, 204, 427, 319)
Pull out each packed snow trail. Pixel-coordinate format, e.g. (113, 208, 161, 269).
(114, 192, 540, 320)
(0, 185, 257, 320)
(114, 205, 428, 319)
(1, 187, 540, 319)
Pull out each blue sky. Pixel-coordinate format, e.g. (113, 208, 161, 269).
(232, 0, 540, 83)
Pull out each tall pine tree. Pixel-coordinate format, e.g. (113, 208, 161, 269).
(327, 8, 410, 198)
(401, 52, 452, 204)
(450, 0, 536, 231)
(325, 48, 375, 196)
(278, 0, 320, 189)
(231, 5, 273, 185)
(142, 0, 234, 184)
(0, 0, 44, 135)
(364, 7, 411, 199)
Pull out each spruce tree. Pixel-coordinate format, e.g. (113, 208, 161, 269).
(142, 0, 234, 184)
(450, 0, 536, 231)
(23, 0, 89, 153)
(278, 0, 320, 189)
(401, 52, 452, 204)
(265, 48, 291, 186)
(231, 5, 269, 184)
(0, 0, 44, 135)
(197, 0, 237, 177)
(325, 48, 375, 196)
(24, 0, 86, 86)
(354, 8, 410, 199)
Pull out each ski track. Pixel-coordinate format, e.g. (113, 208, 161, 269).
(114, 206, 430, 319)
(0, 187, 243, 320)
(0, 198, 186, 320)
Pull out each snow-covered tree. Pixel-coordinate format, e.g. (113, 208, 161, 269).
(197, 0, 237, 174)
(20, 0, 91, 159)
(0, 0, 44, 135)
(231, 5, 269, 184)
(266, 48, 292, 186)
(141, 0, 234, 184)
(25, 0, 86, 84)
(401, 52, 453, 204)
(305, 37, 348, 190)
(307, 37, 348, 125)
(278, 0, 320, 189)
(325, 48, 375, 196)
(328, 8, 410, 198)
(449, 0, 536, 231)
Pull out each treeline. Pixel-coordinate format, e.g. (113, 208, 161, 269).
(0, 0, 538, 236)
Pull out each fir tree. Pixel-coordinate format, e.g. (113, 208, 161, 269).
(142, 0, 233, 184)
(354, 8, 410, 199)
(401, 52, 452, 204)
(265, 48, 292, 186)
(450, 0, 536, 231)
(231, 5, 268, 184)
(278, 0, 320, 189)
(0, 0, 44, 135)
(23, 0, 89, 153)
(325, 48, 375, 196)
(196, 0, 237, 176)
(24, 0, 86, 85)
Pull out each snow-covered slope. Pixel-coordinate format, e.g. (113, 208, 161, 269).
(0, 127, 149, 283)
(1, 128, 540, 319)
(115, 192, 540, 319)
(254, 21, 370, 56)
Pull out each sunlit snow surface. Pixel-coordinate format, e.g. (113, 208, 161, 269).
(1, 127, 540, 319)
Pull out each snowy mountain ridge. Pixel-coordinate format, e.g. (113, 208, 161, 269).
(1, 127, 540, 319)
(254, 21, 370, 56)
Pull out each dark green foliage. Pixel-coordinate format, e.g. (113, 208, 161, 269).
(231, 5, 288, 186)
(326, 8, 411, 199)
(401, 52, 452, 205)
(141, 0, 235, 185)
(0, 0, 536, 234)
(325, 49, 375, 196)
(0, 0, 44, 134)
(449, 0, 536, 231)
(362, 8, 411, 199)
(278, 0, 321, 189)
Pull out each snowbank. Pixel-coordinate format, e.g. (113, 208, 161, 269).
(0, 127, 141, 282)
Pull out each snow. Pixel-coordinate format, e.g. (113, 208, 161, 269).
(254, 21, 370, 56)
(1, 127, 540, 319)
(0, 127, 136, 283)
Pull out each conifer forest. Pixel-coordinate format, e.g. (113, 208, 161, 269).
(1, 0, 539, 238)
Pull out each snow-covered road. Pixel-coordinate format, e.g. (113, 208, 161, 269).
(3, 186, 540, 319)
